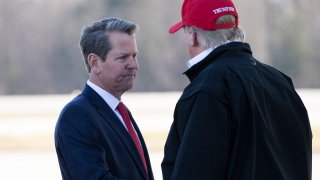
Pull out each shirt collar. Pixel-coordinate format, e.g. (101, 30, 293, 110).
(186, 41, 240, 69)
(186, 48, 214, 69)
(87, 80, 120, 111)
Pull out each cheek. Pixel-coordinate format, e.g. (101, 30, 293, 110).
(107, 67, 123, 80)
(99, 64, 113, 79)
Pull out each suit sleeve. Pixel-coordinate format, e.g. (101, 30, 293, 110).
(171, 91, 230, 180)
(55, 103, 121, 180)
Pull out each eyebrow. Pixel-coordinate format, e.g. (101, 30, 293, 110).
(116, 50, 138, 56)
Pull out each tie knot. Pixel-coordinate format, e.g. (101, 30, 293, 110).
(117, 102, 127, 114)
(117, 101, 124, 108)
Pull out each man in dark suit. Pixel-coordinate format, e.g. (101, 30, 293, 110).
(55, 17, 154, 180)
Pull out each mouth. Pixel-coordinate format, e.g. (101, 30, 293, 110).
(124, 74, 136, 79)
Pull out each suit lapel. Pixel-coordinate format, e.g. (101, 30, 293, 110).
(82, 85, 149, 179)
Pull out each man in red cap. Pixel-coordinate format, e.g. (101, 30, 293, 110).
(161, 0, 312, 179)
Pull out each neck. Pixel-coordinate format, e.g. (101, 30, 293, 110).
(189, 46, 204, 58)
(88, 77, 122, 100)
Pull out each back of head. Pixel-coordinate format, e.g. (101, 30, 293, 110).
(185, 15, 245, 49)
(79, 17, 138, 72)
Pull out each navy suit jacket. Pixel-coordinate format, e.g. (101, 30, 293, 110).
(55, 85, 154, 180)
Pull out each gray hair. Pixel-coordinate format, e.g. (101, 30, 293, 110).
(80, 17, 138, 72)
(185, 15, 245, 49)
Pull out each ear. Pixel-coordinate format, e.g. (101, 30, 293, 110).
(190, 32, 199, 47)
(87, 53, 101, 74)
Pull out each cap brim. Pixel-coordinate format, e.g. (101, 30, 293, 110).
(168, 21, 183, 34)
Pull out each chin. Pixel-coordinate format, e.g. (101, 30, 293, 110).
(125, 84, 133, 91)
(118, 81, 134, 93)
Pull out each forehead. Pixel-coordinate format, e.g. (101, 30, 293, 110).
(108, 31, 137, 51)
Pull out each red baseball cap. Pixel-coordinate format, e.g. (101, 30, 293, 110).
(169, 0, 239, 34)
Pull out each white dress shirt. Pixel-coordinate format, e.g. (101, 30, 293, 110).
(186, 48, 214, 69)
(186, 42, 237, 69)
(87, 80, 127, 129)
(87, 80, 143, 146)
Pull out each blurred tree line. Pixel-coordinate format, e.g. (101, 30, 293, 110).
(0, 0, 319, 94)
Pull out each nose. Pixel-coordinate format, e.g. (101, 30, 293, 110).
(127, 56, 139, 70)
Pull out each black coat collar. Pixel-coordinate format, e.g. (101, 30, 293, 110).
(184, 42, 252, 81)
